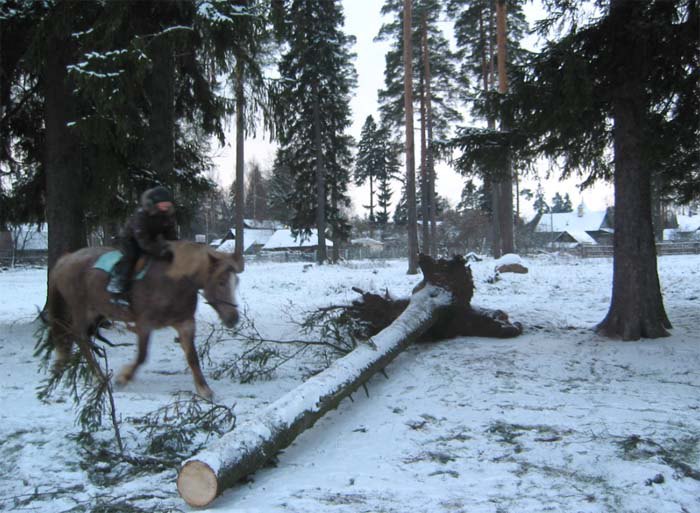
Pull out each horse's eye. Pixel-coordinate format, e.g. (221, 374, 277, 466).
(218, 280, 226, 287)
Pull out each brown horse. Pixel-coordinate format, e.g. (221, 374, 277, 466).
(47, 241, 243, 398)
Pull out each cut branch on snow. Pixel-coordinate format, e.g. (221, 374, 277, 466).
(177, 254, 469, 507)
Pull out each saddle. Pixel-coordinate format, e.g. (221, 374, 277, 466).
(95, 251, 152, 308)
(93, 250, 150, 280)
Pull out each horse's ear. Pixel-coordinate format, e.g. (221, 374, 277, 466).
(231, 253, 244, 273)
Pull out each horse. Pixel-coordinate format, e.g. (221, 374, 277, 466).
(46, 240, 243, 399)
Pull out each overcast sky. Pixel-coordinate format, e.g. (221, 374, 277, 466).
(211, 0, 613, 219)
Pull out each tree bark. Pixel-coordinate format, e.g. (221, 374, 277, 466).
(419, 63, 429, 254)
(312, 85, 327, 264)
(493, 0, 514, 256)
(44, 7, 86, 280)
(177, 255, 458, 507)
(234, 56, 246, 263)
(147, 35, 175, 182)
(423, 19, 437, 258)
(595, 0, 671, 340)
(403, 0, 419, 274)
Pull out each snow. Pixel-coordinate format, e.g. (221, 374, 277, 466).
(263, 228, 333, 250)
(494, 253, 522, 266)
(676, 214, 700, 232)
(558, 229, 598, 244)
(184, 285, 452, 479)
(5, 224, 48, 251)
(350, 237, 384, 246)
(535, 210, 608, 233)
(1, 254, 699, 512)
(215, 229, 275, 253)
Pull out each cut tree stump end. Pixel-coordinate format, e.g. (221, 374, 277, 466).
(177, 460, 219, 507)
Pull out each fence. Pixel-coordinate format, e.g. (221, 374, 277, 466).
(245, 246, 408, 264)
(575, 242, 700, 259)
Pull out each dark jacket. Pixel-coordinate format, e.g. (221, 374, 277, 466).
(122, 207, 178, 257)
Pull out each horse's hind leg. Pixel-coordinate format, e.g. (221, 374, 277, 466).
(174, 319, 213, 399)
(51, 326, 74, 375)
(117, 327, 151, 386)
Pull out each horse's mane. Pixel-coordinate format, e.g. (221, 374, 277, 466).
(167, 241, 225, 281)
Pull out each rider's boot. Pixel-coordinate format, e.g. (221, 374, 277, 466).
(106, 270, 130, 307)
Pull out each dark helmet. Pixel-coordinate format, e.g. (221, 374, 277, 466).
(141, 186, 174, 212)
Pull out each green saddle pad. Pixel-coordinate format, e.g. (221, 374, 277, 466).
(94, 250, 149, 280)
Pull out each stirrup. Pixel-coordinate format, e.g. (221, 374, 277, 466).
(110, 296, 130, 308)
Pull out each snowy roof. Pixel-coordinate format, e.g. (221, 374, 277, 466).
(209, 238, 223, 247)
(262, 229, 333, 250)
(242, 219, 286, 230)
(555, 230, 597, 244)
(217, 228, 275, 253)
(216, 239, 236, 253)
(350, 237, 384, 247)
(676, 214, 700, 232)
(535, 210, 608, 233)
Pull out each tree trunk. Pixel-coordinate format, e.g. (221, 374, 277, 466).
(651, 171, 664, 242)
(312, 84, 327, 264)
(595, 0, 671, 340)
(234, 57, 246, 263)
(419, 65, 429, 254)
(422, 19, 437, 258)
(331, 193, 340, 263)
(403, 0, 419, 274)
(494, 0, 514, 255)
(368, 174, 374, 223)
(177, 255, 460, 508)
(147, 35, 175, 182)
(44, 10, 86, 281)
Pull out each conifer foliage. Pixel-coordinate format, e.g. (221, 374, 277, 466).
(354, 115, 401, 226)
(274, 0, 357, 263)
(516, 0, 698, 339)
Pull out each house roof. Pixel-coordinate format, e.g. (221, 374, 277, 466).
(217, 228, 275, 253)
(243, 219, 286, 230)
(555, 230, 597, 244)
(676, 214, 700, 232)
(535, 210, 608, 233)
(262, 229, 333, 250)
(350, 237, 384, 246)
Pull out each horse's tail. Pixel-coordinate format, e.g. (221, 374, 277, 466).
(44, 278, 73, 370)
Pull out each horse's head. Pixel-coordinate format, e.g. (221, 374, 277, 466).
(204, 251, 244, 328)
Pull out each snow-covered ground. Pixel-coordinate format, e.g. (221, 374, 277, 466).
(1, 254, 699, 513)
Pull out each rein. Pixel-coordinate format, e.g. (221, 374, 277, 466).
(200, 292, 238, 310)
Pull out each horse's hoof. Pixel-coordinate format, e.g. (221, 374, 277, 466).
(115, 371, 132, 387)
(196, 386, 214, 401)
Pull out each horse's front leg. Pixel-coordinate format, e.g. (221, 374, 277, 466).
(174, 319, 213, 399)
(117, 327, 151, 386)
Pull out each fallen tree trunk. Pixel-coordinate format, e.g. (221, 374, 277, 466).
(177, 255, 462, 507)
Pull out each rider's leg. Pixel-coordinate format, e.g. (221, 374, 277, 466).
(107, 238, 139, 295)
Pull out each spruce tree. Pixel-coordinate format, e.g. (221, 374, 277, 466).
(355, 115, 401, 229)
(244, 161, 269, 221)
(274, 0, 357, 263)
(267, 150, 294, 224)
(517, 0, 698, 339)
(355, 116, 382, 223)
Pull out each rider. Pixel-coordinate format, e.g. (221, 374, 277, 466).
(107, 185, 178, 298)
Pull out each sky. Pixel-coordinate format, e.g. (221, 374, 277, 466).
(211, 0, 614, 220)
